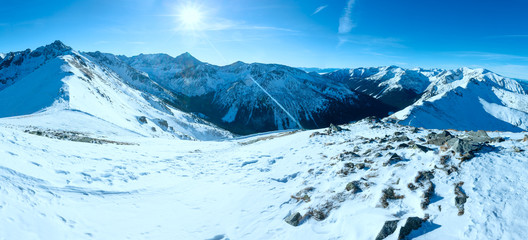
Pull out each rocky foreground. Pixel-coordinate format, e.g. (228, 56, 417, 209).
(0, 118, 527, 239)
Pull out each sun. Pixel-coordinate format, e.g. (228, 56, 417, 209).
(178, 5, 204, 30)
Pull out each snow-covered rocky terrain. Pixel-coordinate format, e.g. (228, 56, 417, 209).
(1, 41, 528, 239)
(1, 118, 527, 239)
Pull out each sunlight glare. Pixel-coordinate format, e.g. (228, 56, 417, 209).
(178, 5, 204, 30)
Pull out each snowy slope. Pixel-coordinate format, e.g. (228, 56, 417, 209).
(0, 42, 232, 140)
(325, 66, 443, 109)
(393, 68, 528, 132)
(1, 119, 527, 239)
(116, 54, 394, 134)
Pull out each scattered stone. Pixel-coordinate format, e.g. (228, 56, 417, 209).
(411, 144, 431, 152)
(392, 135, 410, 142)
(137, 116, 147, 124)
(397, 217, 425, 240)
(465, 130, 492, 143)
(414, 171, 434, 186)
(383, 153, 403, 166)
(524, 135, 528, 142)
(407, 183, 417, 191)
(439, 155, 450, 165)
(394, 132, 404, 136)
(326, 123, 345, 134)
(454, 182, 468, 216)
(310, 209, 326, 221)
(308, 201, 335, 221)
(445, 138, 482, 156)
(513, 146, 523, 153)
(333, 151, 361, 161)
(380, 187, 405, 208)
(310, 131, 326, 138)
(397, 143, 409, 149)
(426, 130, 455, 145)
(375, 220, 399, 240)
(421, 182, 435, 210)
(492, 137, 505, 143)
(356, 163, 366, 170)
(346, 181, 362, 193)
(284, 212, 302, 226)
(411, 127, 420, 133)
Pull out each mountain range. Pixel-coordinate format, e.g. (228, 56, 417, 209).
(1, 40, 528, 135)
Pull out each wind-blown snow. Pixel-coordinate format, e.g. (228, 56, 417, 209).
(1, 120, 527, 239)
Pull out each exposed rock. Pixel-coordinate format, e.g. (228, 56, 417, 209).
(326, 123, 345, 134)
(411, 144, 431, 152)
(397, 143, 409, 149)
(454, 182, 468, 216)
(383, 153, 403, 166)
(308, 201, 335, 221)
(445, 138, 482, 156)
(465, 130, 492, 143)
(375, 220, 399, 240)
(380, 187, 404, 208)
(513, 146, 523, 153)
(356, 163, 366, 170)
(345, 181, 362, 193)
(398, 217, 425, 240)
(407, 183, 417, 191)
(333, 151, 360, 161)
(426, 130, 454, 145)
(309, 131, 326, 138)
(421, 182, 435, 210)
(137, 116, 148, 124)
(284, 212, 302, 226)
(392, 135, 410, 142)
(414, 171, 434, 186)
(524, 135, 528, 142)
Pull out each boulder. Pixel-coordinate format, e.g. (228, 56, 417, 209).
(445, 138, 481, 156)
(346, 181, 362, 193)
(383, 153, 403, 166)
(284, 212, 302, 226)
(398, 217, 424, 240)
(375, 220, 399, 240)
(465, 130, 492, 143)
(426, 131, 454, 145)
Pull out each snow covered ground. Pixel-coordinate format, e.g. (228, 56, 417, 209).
(1, 118, 527, 239)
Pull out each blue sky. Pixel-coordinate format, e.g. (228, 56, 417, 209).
(1, 0, 527, 79)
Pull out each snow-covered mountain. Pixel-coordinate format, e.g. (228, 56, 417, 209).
(108, 54, 396, 135)
(325, 66, 443, 109)
(393, 67, 528, 132)
(0, 41, 232, 140)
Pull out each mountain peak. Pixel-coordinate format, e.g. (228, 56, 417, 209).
(174, 52, 202, 68)
(44, 40, 72, 52)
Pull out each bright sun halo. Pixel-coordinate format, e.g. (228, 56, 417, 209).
(179, 6, 203, 29)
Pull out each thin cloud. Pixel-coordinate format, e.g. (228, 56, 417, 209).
(312, 5, 328, 15)
(338, 35, 405, 48)
(339, 0, 356, 34)
(452, 51, 528, 61)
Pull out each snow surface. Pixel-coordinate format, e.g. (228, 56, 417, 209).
(1, 118, 527, 239)
(0, 44, 232, 140)
(393, 68, 528, 132)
